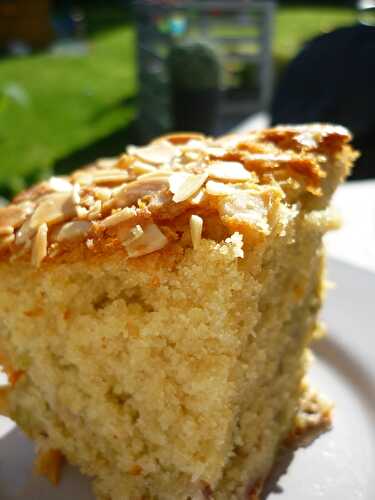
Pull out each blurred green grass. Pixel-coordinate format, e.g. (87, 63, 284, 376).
(0, 5, 357, 197)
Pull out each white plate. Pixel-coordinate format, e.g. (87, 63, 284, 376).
(1, 258, 374, 500)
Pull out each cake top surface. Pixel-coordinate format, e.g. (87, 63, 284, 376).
(0, 124, 352, 267)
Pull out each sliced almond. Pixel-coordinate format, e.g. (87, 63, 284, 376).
(87, 200, 102, 220)
(128, 140, 178, 165)
(31, 223, 48, 267)
(72, 183, 81, 204)
(114, 177, 170, 208)
(207, 161, 252, 182)
(15, 217, 35, 246)
(0, 204, 32, 229)
(48, 177, 73, 193)
(94, 187, 112, 201)
(56, 221, 92, 242)
(90, 170, 129, 185)
(72, 172, 93, 186)
(96, 157, 119, 169)
(169, 173, 207, 203)
(205, 180, 237, 196)
(122, 224, 144, 245)
(131, 161, 157, 175)
(30, 192, 76, 229)
(190, 189, 206, 205)
(124, 222, 168, 258)
(190, 215, 203, 250)
(100, 207, 138, 228)
(76, 206, 89, 219)
(138, 171, 173, 181)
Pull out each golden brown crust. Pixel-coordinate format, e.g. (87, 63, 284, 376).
(0, 124, 353, 268)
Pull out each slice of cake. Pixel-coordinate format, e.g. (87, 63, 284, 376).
(0, 125, 356, 499)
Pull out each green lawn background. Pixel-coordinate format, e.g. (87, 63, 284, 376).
(0, 5, 357, 197)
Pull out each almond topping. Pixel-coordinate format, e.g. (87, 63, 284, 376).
(30, 192, 76, 229)
(207, 161, 252, 181)
(72, 173, 93, 186)
(90, 170, 129, 185)
(169, 173, 208, 203)
(48, 177, 73, 193)
(0, 204, 31, 229)
(96, 157, 119, 169)
(131, 161, 157, 175)
(101, 207, 138, 228)
(124, 222, 168, 258)
(31, 223, 48, 267)
(206, 180, 237, 196)
(122, 224, 144, 245)
(94, 187, 112, 201)
(190, 215, 203, 250)
(56, 221, 92, 242)
(76, 206, 89, 219)
(72, 183, 81, 204)
(15, 217, 35, 246)
(87, 200, 102, 220)
(128, 140, 178, 165)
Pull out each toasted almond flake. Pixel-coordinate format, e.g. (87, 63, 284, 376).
(0, 226, 14, 236)
(56, 221, 92, 242)
(190, 215, 203, 250)
(94, 187, 112, 201)
(31, 223, 48, 267)
(15, 218, 35, 246)
(87, 200, 102, 220)
(0, 204, 31, 229)
(72, 183, 81, 204)
(48, 177, 73, 193)
(205, 146, 227, 157)
(190, 189, 206, 205)
(96, 157, 119, 169)
(72, 173, 93, 185)
(86, 238, 94, 249)
(0, 233, 15, 249)
(30, 192, 76, 229)
(131, 161, 157, 175)
(76, 206, 89, 218)
(207, 161, 252, 182)
(90, 170, 129, 185)
(128, 140, 178, 165)
(122, 224, 144, 245)
(169, 173, 207, 203)
(138, 170, 173, 181)
(184, 140, 227, 158)
(101, 207, 137, 228)
(205, 180, 237, 196)
(124, 222, 168, 258)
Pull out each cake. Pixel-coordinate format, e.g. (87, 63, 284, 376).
(0, 125, 356, 499)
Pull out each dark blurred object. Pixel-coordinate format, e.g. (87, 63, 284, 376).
(52, 1, 87, 40)
(167, 41, 222, 134)
(0, 0, 53, 49)
(134, 0, 275, 140)
(271, 24, 375, 180)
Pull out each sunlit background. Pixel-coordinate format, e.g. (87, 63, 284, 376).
(0, 0, 373, 200)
